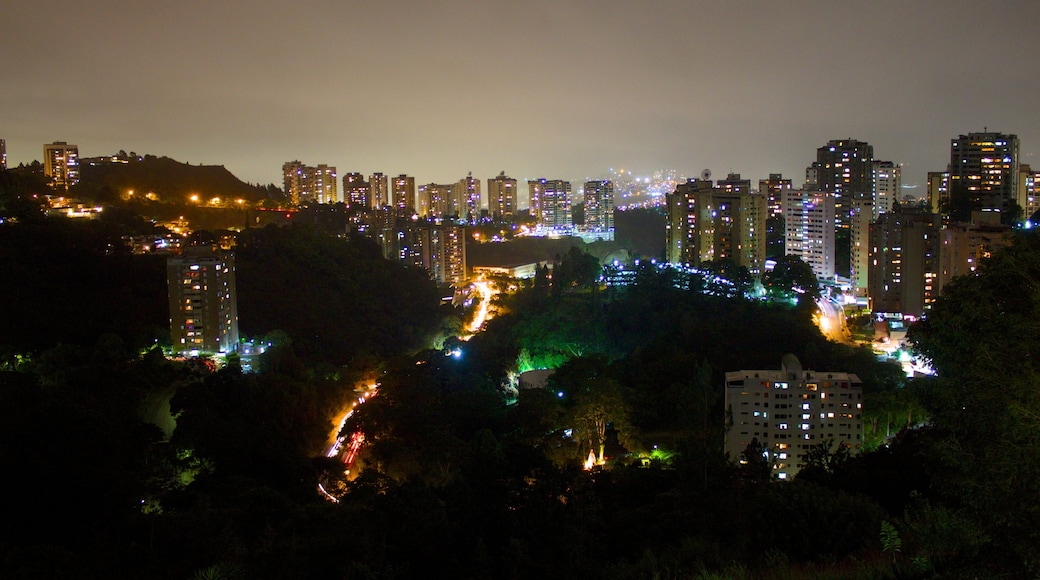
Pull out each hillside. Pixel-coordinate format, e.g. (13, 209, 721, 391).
(77, 155, 275, 203)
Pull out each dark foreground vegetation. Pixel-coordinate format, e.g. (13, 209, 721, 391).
(1, 190, 1038, 577)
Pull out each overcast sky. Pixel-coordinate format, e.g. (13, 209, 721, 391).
(4, 1, 1039, 191)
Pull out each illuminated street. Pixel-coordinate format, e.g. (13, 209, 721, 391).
(816, 298, 851, 344)
(464, 277, 498, 337)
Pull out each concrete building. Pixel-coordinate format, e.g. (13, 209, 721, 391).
(488, 172, 517, 218)
(725, 355, 863, 481)
(392, 174, 416, 214)
(937, 212, 1011, 295)
(312, 164, 338, 204)
(868, 209, 941, 317)
(812, 139, 874, 228)
(926, 171, 948, 215)
(381, 224, 467, 287)
(453, 173, 481, 220)
(282, 161, 337, 205)
(370, 172, 389, 209)
(759, 173, 793, 218)
(665, 177, 766, 273)
(0, 138, 6, 170)
(666, 178, 715, 266)
(531, 178, 572, 231)
(850, 197, 874, 297)
(948, 131, 1019, 217)
(781, 189, 835, 280)
(44, 141, 80, 190)
(583, 179, 614, 232)
(419, 183, 453, 218)
(1018, 164, 1040, 221)
(167, 246, 239, 355)
(872, 160, 901, 219)
(343, 172, 370, 209)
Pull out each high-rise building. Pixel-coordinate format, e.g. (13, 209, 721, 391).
(812, 139, 874, 228)
(937, 212, 1011, 296)
(725, 355, 863, 481)
(0, 138, 6, 170)
(871, 160, 901, 219)
(583, 179, 614, 232)
(380, 224, 467, 287)
(666, 178, 715, 266)
(392, 174, 416, 213)
(312, 164, 338, 204)
(419, 183, 453, 217)
(344, 172, 370, 209)
(850, 197, 873, 297)
(948, 131, 1019, 216)
(487, 172, 517, 218)
(926, 171, 948, 214)
(868, 208, 941, 317)
(1018, 164, 1040, 221)
(535, 179, 572, 231)
(282, 161, 305, 205)
(370, 172, 389, 209)
(714, 177, 767, 273)
(282, 161, 337, 205)
(665, 177, 766, 273)
(453, 173, 481, 220)
(527, 179, 544, 218)
(759, 173, 793, 218)
(43, 141, 80, 190)
(782, 189, 835, 280)
(167, 246, 239, 355)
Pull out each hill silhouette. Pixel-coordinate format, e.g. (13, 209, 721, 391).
(77, 155, 276, 203)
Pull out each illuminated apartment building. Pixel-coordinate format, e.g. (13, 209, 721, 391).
(282, 161, 337, 205)
(811, 139, 874, 228)
(850, 197, 873, 297)
(343, 172, 370, 208)
(872, 160, 901, 219)
(488, 172, 517, 218)
(0, 138, 6, 169)
(948, 131, 1019, 217)
(758, 173, 792, 218)
(868, 208, 941, 317)
(453, 173, 482, 221)
(665, 177, 766, 273)
(926, 171, 948, 214)
(312, 164, 338, 204)
(44, 141, 80, 190)
(582, 179, 614, 232)
(666, 178, 715, 266)
(380, 224, 467, 287)
(167, 246, 239, 355)
(370, 172, 389, 209)
(725, 355, 863, 481)
(937, 212, 1011, 295)
(781, 189, 835, 280)
(529, 178, 572, 231)
(1018, 164, 1040, 221)
(419, 183, 453, 217)
(392, 174, 415, 214)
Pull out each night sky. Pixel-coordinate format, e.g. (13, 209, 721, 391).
(4, 1, 1039, 191)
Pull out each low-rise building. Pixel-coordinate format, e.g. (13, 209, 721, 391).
(725, 355, 863, 480)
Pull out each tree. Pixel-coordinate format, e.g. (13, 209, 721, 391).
(908, 230, 1040, 571)
(550, 356, 638, 463)
(761, 255, 820, 311)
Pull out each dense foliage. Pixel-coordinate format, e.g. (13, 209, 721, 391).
(235, 224, 450, 365)
(2, 212, 1036, 578)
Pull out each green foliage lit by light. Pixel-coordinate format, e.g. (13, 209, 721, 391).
(516, 347, 570, 374)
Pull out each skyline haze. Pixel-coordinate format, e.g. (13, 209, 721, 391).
(4, 1, 1039, 191)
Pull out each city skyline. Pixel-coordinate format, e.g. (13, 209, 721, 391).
(4, 1, 1040, 189)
